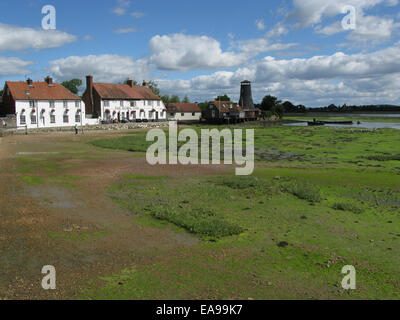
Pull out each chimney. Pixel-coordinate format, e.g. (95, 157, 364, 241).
(45, 76, 53, 85)
(127, 79, 135, 88)
(86, 75, 94, 114)
(27, 78, 33, 86)
(239, 80, 255, 109)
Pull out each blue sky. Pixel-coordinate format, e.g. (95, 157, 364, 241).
(1, 0, 400, 107)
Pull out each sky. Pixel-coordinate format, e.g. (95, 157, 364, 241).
(1, 0, 400, 107)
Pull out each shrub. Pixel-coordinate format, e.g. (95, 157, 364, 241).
(332, 202, 363, 214)
(150, 207, 243, 238)
(364, 154, 400, 162)
(218, 176, 265, 190)
(283, 182, 322, 203)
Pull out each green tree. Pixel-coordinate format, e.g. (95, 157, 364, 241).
(198, 101, 210, 112)
(261, 95, 281, 112)
(169, 95, 181, 103)
(274, 104, 285, 119)
(61, 79, 83, 95)
(161, 95, 170, 104)
(182, 95, 190, 103)
(215, 94, 230, 101)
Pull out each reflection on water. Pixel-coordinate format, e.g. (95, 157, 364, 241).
(284, 122, 400, 130)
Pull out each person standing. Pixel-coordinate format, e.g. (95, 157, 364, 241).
(74, 124, 78, 135)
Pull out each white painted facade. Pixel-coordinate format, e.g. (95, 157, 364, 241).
(16, 100, 86, 129)
(100, 99, 167, 122)
(167, 111, 202, 122)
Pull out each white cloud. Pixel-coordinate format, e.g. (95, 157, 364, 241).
(288, 0, 396, 28)
(131, 11, 144, 18)
(255, 19, 266, 30)
(266, 23, 289, 38)
(316, 10, 400, 44)
(0, 57, 35, 76)
(157, 44, 400, 107)
(234, 38, 297, 56)
(0, 23, 76, 51)
(114, 27, 137, 34)
(47, 54, 151, 83)
(285, 0, 400, 44)
(149, 34, 249, 71)
(111, 0, 131, 16)
(83, 35, 94, 41)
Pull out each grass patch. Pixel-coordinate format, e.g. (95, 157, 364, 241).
(282, 181, 322, 203)
(48, 175, 82, 188)
(48, 230, 108, 242)
(363, 154, 400, 161)
(217, 175, 265, 190)
(149, 206, 243, 238)
(332, 202, 363, 214)
(22, 176, 45, 186)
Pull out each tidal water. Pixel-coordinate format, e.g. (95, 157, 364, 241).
(284, 122, 400, 130)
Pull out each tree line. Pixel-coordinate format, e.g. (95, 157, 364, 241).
(308, 104, 400, 113)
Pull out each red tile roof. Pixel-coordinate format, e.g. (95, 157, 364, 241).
(211, 101, 239, 113)
(6, 81, 81, 100)
(167, 103, 201, 113)
(93, 83, 161, 100)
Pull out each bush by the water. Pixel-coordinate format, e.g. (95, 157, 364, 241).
(150, 207, 243, 238)
(283, 182, 322, 203)
(332, 202, 363, 214)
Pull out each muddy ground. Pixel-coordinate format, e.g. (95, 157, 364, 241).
(0, 130, 229, 299)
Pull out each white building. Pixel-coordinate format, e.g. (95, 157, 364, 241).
(166, 103, 202, 122)
(83, 76, 166, 122)
(2, 77, 85, 129)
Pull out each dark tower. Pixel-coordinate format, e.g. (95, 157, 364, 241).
(239, 80, 254, 109)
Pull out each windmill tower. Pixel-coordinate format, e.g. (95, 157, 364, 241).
(239, 80, 255, 109)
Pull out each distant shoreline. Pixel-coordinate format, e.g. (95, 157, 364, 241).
(285, 111, 400, 116)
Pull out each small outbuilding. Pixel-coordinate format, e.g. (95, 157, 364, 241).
(166, 103, 201, 122)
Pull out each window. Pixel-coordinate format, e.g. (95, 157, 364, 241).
(50, 101, 55, 108)
(130, 101, 136, 107)
(181, 113, 184, 116)
(75, 113, 81, 123)
(157, 101, 160, 106)
(120, 100, 123, 107)
(192, 113, 195, 116)
(104, 101, 110, 107)
(31, 114, 37, 124)
(63, 101, 68, 108)
(63, 114, 69, 123)
(20, 114, 26, 125)
(170, 113, 174, 117)
(50, 113, 56, 124)
(75, 101, 81, 108)
(29, 101, 34, 108)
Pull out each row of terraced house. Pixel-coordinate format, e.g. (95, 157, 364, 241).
(1, 76, 260, 130)
(0, 75, 202, 129)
